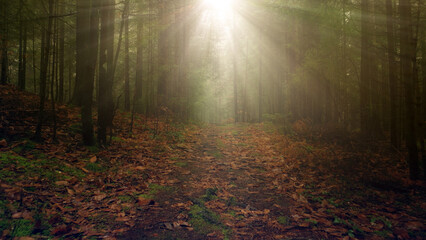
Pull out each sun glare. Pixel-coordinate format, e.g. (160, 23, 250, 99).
(204, 0, 233, 11)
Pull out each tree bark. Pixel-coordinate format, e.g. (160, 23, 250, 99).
(98, 0, 115, 145)
(386, 0, 400, 149)
(124, 0, 130, 111)
(35, 0, 54, 141)
(399, 0, 420, 180)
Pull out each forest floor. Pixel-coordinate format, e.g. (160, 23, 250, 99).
(0, 84, 425, 239)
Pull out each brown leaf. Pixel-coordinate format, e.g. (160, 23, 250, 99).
(67, 188, 75, 195)
(405, 221, 424, 230)
(55, 181, 69, 186)
(90, 156, 97, 163)
(94, 194, 107, 201)
(51, 224, 72, 236)
(12, 212, 23, 219)
(116, 216, 131, 222)
(138, 197, 155, 206)
(0, 139, 7, 147)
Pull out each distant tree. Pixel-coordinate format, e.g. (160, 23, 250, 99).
(98, 0, 115, 145)
(399, 0, 420, 180)
(77, 0, 99, 145)
(35, 0, 54, 141)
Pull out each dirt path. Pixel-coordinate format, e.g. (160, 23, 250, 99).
(120, 124, 317, 240)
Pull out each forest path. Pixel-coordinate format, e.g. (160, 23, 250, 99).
(121, 124, 316, 240)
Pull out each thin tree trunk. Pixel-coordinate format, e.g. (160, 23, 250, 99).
(135, 0, 143, 113)
(98, 0, 115, 145)
(58, 0, 65, 103)
(360, 0, 372, 136)
(35, 0, 54, 141)
(124, 0, 130, 111)
(386, 0, 400, 149)
(399, 0, 420, 180)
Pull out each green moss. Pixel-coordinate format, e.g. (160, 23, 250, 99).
(175, 162, 187, 167)
(189, 203, 221, 235)
(86, 145, 100, 154)
(85, 162, 106, 172)
(202, 188, 218, 202)
(111, 136, 125, 143)
(12, 140, 36, 153)
(138, 184, 173, 200)
(207, 150, 223, 159)
(225, 197, 237, 207)
(188, 196, 231, 238)
(304, 218, 318, 225)
(118, 195, 134, 203)
(0, 219, 10, 232)
(60, 165, 86, 179)
(278, 216, 290, 225)
(10, 219, 34, 237)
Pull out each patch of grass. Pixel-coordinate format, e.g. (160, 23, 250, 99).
(138, 184, 173, 200)
(225, 197, 237, 207)
(278, 216, 290, 225)
(189, 203, 221, 235)
(85, 162, 106, 173)
(374, 230, 392, 238)
(370, 215, 392, 228)
(188, 194, 231, 239)
(111, 136, 125, 143)
(202, 188, 218, 202)
(10, 219, 34, 237)
(207, 150, 223, 159)
(60, 164, 86, 180)
(175, 162, 187, 167)
(165, 130, 185, 143)
(118, 195, 134, 203)
(216, 139, 225, 149)
(12, 140, 36, 153)
(304, 218, 318, 225)
(85, 145, 100, 154)
(334, 217, 365, 237)
(0, 152, 62, 183)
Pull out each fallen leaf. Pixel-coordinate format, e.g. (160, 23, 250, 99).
(0, 139, 7, 147)
(94, 194, 107, 201)
(405, 221, 424, 230)
(90, 156, 97, 163)
(55, 181, 69, 186)
(51, 224, 72, 236)
(116, 216, 131, 222)
(138, 197, 155, 206)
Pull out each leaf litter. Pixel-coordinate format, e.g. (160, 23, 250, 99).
(0, 84, 425, 239)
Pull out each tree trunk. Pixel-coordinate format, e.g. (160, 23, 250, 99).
(58, 0, 65, 103)
(386, 0, 400, 149)
(1, 0, 8, 85)
(98, 0, 115, 145)
(399, 0, 420, 180)
(360, 0, 372, 136)
(124, 0, 130, 111)
(134, 0, 143, 112)
(77, 0, 99, 145)
(35, 0, 54, 141)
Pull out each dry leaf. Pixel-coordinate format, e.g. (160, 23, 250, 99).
(55, 181, 69, 186)
(90, 156, 97, 163)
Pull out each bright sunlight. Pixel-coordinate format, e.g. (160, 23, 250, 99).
(203, 0, 233, 11)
